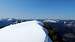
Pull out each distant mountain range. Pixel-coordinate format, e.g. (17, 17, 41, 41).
(0, 18, 75, 42)
(43, 19, 75, 42)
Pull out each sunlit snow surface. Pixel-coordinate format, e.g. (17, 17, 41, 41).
(0, 20, 52, 42)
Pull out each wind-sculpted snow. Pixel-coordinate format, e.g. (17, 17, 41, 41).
(0, 20, 52, 42)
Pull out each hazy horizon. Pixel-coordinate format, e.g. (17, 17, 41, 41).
(0, 0, 75, 19)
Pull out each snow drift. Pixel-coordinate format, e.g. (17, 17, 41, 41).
(0, 20, 52, 42)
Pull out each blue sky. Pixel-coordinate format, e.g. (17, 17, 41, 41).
(0, 0, 75, 19)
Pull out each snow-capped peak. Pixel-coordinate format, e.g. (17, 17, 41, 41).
(44, 20, 57, 23)
(7, 18, 13, 21)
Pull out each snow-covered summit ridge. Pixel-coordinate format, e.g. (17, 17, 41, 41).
(0, 20, 52, 42)
(1, 20, 44, 30)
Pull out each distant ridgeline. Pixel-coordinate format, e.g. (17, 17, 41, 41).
(0, 18, 75, 42)
(0, 18, 28, 28)
(0, 18, 44, 28)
